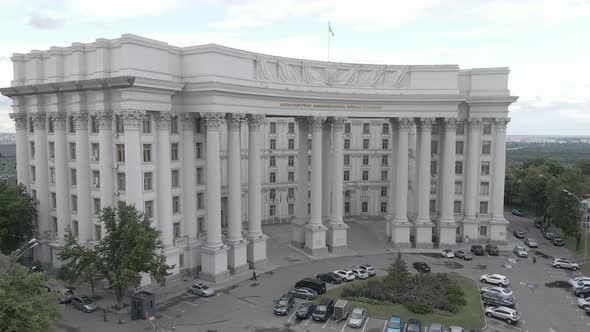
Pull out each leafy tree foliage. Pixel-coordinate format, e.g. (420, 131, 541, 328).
(96, 203, 172, 306)
(384, 252, 410, 299)
(0, 254, 62, 331)
(518, 165, 552, 217)
(0, 183, 36, 254)
(57, 227, 103, 296)
(522, 158, 564, 177)
(574, 159, 590, 176)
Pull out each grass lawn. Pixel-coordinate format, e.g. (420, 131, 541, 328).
(315, 273, 485, 329)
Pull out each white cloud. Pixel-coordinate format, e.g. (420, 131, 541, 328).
(64, 0, 184, 19)
(25, 10, 64, 29)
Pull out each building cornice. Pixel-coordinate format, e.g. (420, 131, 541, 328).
(0, 76, 136, 98)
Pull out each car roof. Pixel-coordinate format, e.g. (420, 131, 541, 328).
(352, 307, 365, 313)
(389, 316, 401, 322)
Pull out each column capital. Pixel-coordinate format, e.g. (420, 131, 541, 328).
(30, 112, 46, 130)
(156, 112, 173, 130)
(51, 112, 68, 130)
(394, 117, 414, 130)
(332, 117, 347, 131)
(417, 117, 436, 130)
(295, 116, 309, 128)
(203, 112, 225, 129)
(308, 116, 327, 131)
(180, 112, 195, 131)
(467, 117, 483, 128)
(96, 111, 113, 129)
(247, 114, 265, 130)
(441, 117, 458, 130)
(9, 113, 28, 130)
(226, 113, 246, 129)
(122, 110, 144, 130)
(73, 112, 89, 130)
(494, 117, 510, 132)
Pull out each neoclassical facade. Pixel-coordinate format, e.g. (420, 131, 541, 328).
(1, 34, 517, 283)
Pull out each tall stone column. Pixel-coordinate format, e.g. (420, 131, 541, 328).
(98, 112, 114, 210)
(200, 112, 230, 282)
(490, 118, 510, 243)
(226, 113, 249, 275)
(9, 113, 30, 188)
(247, 114, 268, 268)
(327, 117, 349, 252)
(52, 112, 70, 243)
(74, 111, 92, 243)
(304, 116, 328, 256)
(386, 118, 398, 238)
(439, 118, 458, 246)
(122, 110, 144, 210)
(31, 112, 51, 261)
(415, 118, 435, 248)
(390, 118, 412, 248)
(321, 120, 332, 221)
(462, 118, 482, 242)
(291, 117, 309, 248)
(180, 113, 198, 270)
(156, 113, 174, 247)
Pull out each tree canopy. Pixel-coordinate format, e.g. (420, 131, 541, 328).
(58, 227, 103, 296)
(0, 183, 36, 254)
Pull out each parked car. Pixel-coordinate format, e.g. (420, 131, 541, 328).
(481, 295, 516, 309)
(295, 302, 317, 320)
(576, 297, 590, 308)
(569, 277, 590, 287)
(71, 295, 97, 313)
(353, 264, 376, 277)
(427, 322, 444, 332)
(273, 293, 295, 316)
(485, 244, 499, 256)
(406, 318, 422, 332)
(348, 307, 368, 328)
(512, 229, 525, 239)
(295, 278, 327, 294)
(584, 305, 590, 315)
(511, 209, 526, 217)
(316, 272, 343, 284)
(448, 327, 465, 332)
(471, 245, 485, 256)
(288, 287, 318, 300)
(543, 229, 555, 240)
(412, 262, 431, 273)
(189, 283, 215, 297)
(573, 280, 590, 290)
(480, 274, 510, 287)
(312, 298, 335, 321)
(485, 306, 520, 324)
(524, 237, 538, 248)
(386, 315, 403, 332)
(534, 220, 543, 228)
(454, 250, 472, 260)
(441, 249, 455, 258)
(57, 288, 75, 304)
(552, 236, 565, 246)
(575, 286, 590, 298)
(350, 268, 369, 280)
(481, 286, 513, 299)
(552, 258, 579, 270)
(513, 246, 528, 258)
(333, 270, 356, 282)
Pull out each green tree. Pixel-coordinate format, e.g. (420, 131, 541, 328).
(97, 203, 172, 306)
(385, 252, 410, 299)
(0, 254, 62, 331)
(505, 167, 526, 205)
(574, 159, 590, 176)
(522, 158, 564, 177)
(547, 184, 583, 250)
(0, 183, 37, 254)
(519, 166, 551, 217)
(57, 227, 103, 296)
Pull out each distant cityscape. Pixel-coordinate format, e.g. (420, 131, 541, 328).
(0, 133, 15, 145)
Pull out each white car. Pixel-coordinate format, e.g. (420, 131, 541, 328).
(189, 283, 215, 297)
(513, 246, 528, 258)
(484, 306, 520, 324)
(354, 264, 377, 277)
(569, 277, 590, 287)
(441, 249, 455, 258)
(350, 269, 369, 280)
(574, 280, 590, 289)
(480, 274, 510, 287)
(552, 258, 579, 270)
(333, 270, 356, 281)
(576, 297, 590, 308)
(481, 286, 513, 299)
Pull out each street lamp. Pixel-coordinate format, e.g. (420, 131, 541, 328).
(1, 238, 38, 274)
(563, 189, 588, 264)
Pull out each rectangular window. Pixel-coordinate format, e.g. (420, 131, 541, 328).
(344, 155, 350, 166)
(429, 199, 436, 214)
(455, 161, 463, 175)
(363, 139, 370, 149)
(178, 254, 184, 268)
(197, 193, 204, 209)
(48, 118, 54, 133)
(483, 122, 492, 135)
(269, 189, 276, 201)
(52, 217, 58, 232)
(288, 139, 295, 150)
(95, 224, 102, 241)
(344, 170, 350, 181)
(362, 170, 369, 181)
(195, 142, 203, 159)
(479, 201, 489, 214)
(363, 123, 370, 134)
(454, 200, 462, 213)
(143, 144, 152, 162)
(381, 170, 388, 181)
(171, 170, 180, 187)
(456, 123, 465, 135)
(170, 116, 178, 134)
(91, 143, 99, 161)
(288, 156, 295, 167)
(92, 171, 100, 188)
(344, 139, 350, 150)
(481, 162, 490, 176)
(288, 122, 295, 134)
(362, 201, 369, 213)
(115, 115, 124, 133)
(456, 141, 464, 155)
(49, 167, 55, 184)
(270, 139, 276, 150)
(270, 122, 276, 134)
(69, 143, 76, 161)
(344, 202, 350, 213)
(288, 203, 294, 216)
(480, 225, 488, 236)
(91, 115, 99, 133)
(381, 155, 388, 166)
(71, 195, 78, 212)
(171, 143, 179, 161)
(49, 142, 55, 159)
(382, 139, 388, 150)
(344, 123, 351, 134)
(144, 200, 154, 218)
(270, 172, 276, 183)
(345, 190, 350, 198)
(195, 118, 203, 134)
(72, 220, 79, 237)
(288, 187, 295, 198)
(196, 167, 204, 185)
(482, 141, 491, 155)
(144, 172, 153, 191)
(288, 171, 294, 182)
(480, 182, 490, 195)
(381, 186, 388, 197)
(430, 160, 437, 177)
(308, 139, 312, 150)
(117, 172, 126, 191)
(68, 116, 76, 133)
(430, 182, 437, 194)
(382, 123, 389, 134)
(197, 217, 205, 233)
(142, 115, 151, 133)
(93, 198, 101, 215)
(380, 202, 387, 213)
(51, 192, 56, 208)
(269, 204, 276, 217)
(173, 222, 181, 239)
(172, 196, 180, 213)
(361, 187, 369, 198)
(116, 144, 125, 162)
(269, 156, 276, 167)
(29, 142, 35, 158)
(362, 155, 369, 165)
(455, 181, 463, 194)
(70, 169, 77, 186)
(431, 141, 438, 155)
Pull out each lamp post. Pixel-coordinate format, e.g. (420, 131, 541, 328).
(2, 238, 38, 274)
(563, 189, 587, 264)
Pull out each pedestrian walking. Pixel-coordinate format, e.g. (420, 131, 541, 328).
(103, 308, 107, 322)
(251, 271, 257, 281)
(533, 256, 536, 264)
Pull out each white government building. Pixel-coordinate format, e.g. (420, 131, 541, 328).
(1, 34, 517, 283)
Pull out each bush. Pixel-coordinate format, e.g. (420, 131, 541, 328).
(447, 283, 466, 307)
(343, 297, 390, 305)
(406, 301, 433, 314)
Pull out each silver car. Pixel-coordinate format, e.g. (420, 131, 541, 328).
(288, 287, 318, 300)
(552, 258, 579, 270)
(524, 237, 538, 248)
(454, 250, 472, 260)
(348, 307, 367, 328)
(71, 295, 97, 313)
(57, 288, 75, 304)
(428, 322, 444, 332)
(190, 283, 215, 297)
(485, 306, 520, 324)
(513, 246, 528, 258)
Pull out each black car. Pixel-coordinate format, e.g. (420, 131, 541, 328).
(574, 286, 590, 298)
(295, 302, 317, 320)
(481, 295, 516, 309)
(316, 272, 343, 284)
(273, 293, 295, 316)
(534, 220, 543, 228)
(312, 298, 335, 322)
(485, 244, 499, 256)
(552, 236, 565, 246)
(512, 230, 525, 239)
(471, 245, 485, 256)
(542, 229, 554, 240)
(412, 262, 431, 273)
(295, 278, 326, 295)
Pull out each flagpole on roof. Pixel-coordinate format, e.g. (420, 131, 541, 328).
(328, 21, 331, 62)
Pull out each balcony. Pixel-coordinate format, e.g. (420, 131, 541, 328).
(174, 235, 188, 247)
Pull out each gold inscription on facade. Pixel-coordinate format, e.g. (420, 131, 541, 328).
(279, 103, 383, 110)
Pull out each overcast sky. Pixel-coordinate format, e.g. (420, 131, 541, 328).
(0, 0, 588, 135)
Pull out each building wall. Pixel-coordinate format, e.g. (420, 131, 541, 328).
(0, 144, 17, 187)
